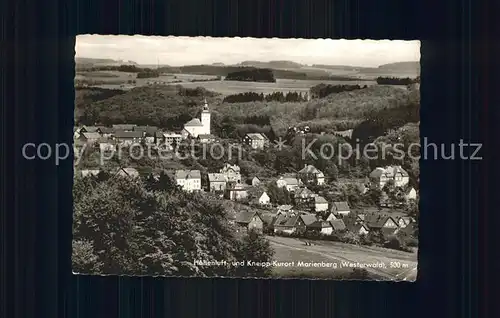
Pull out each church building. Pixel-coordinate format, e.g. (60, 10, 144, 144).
(182, 99, 211, 138)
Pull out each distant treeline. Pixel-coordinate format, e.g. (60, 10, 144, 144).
(76, 64, 144, 72)
(222, 91, 308, 103)
(376, 76, 420, 85)
(310, 84, 367, 99)
(224, 68, 276, 83)
(136, 70, 160, 79)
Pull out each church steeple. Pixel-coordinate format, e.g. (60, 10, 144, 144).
(200, 98, 211, 135)
(202, 98, 209, 111)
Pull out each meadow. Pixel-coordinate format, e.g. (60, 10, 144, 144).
(268, 236, 417, 280)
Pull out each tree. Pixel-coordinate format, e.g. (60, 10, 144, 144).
(235, 229, 274, 277)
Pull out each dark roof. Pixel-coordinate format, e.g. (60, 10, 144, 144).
(364, 213, 398, 229)
(134, 125, 158, 132)
(331, 201, 350, 212)
(381, 227, 397, 237)
(115, 131, 144, 139)
(244, 133, 266, 140)
(235, 211, 260, 224)
(299, 214, 318, 226)
(274, 214, 302, 227)
(308, 220, 332, 229)
(81, 132, 101, 140)
(330, 219, 347, 231)
(198, 134, 216, 139)
(99, 127, 115, 134)
(112, 124, 137, 130)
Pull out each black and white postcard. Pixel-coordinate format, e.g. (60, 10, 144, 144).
(72, 35, 420, 280)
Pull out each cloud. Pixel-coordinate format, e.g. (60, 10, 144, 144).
(75, 35, 420, 67)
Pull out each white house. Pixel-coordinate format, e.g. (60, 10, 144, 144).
(314, 196, 329, 212)
(298, 164, 325, 185)
(405, 187, 417, 200)
(220, 163, 241, 186)
(308, 220, 333, 235)
(331, 201, 351, 216)
(257, 191, 271, 205)
(175, 170, 202, 192)
(208, 173, 227, 192)
(369, 166, 409, 188)
(276, 176, 302, 192)
(115, 167, 140, 179)
(183, 99, 211, 138)
(242, 133, 268, 150)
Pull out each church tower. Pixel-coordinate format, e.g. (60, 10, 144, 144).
(201, 98, 211, 135)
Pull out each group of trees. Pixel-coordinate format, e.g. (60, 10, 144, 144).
(137, 70, 160, 78)
(309, 83, 367, 99)
(376, 76, 420, 85)
(72, 172, 274, 277)
(224, 68, 276, 82)
(222, 91, 309, 103)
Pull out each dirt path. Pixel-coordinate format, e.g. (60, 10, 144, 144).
(268, 236, 418, 281)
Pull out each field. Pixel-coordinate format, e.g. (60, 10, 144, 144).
(268, 236, 417, 281)
(76, 70, 388, 95)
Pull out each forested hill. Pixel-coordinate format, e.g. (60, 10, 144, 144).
(377, 61, 420, 73)
(224, 68, 276, 82)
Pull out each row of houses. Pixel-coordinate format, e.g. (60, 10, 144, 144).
(233, 209, 416, 238)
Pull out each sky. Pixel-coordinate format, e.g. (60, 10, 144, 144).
(75, 35, 420, 67)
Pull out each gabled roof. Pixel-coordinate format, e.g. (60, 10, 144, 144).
(309, 220, 332, 229)
(314, 196, 328, 204)
(208, 173, 227, 182)
(346, 222, 369, 233)
(112, 124, 137, 130)
(298, 165, 324, 177)
(198, 134, 216, 139)
(331, 201, 350, 212)
(175, 170, 201, 180)
(364, 213, 398, 229)
(115, 167, 140, 178)
(184, 118, 203, 126)
(81, 132, 101, 140)
(299, 214, 318, 226)
(330, 219, 347, 231)
(98, 127, 115, 134)
(369, 166, 409, 179)
(295, 187, 315, 197)
(82, 126, 101, 133)
(277, 205, 293, 211)
(244, 133, 266, 140)
(278, 177, 300, 186)
(235, 211, 261, 224)
(114, 131, 144, 139)
(273, 214, 302, 227)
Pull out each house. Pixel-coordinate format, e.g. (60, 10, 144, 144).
(197, 134, 217, 144)
(134, 125, 158, 134)
(276, 176, 302, 192)
(331, 201, 351, 216)
(308, 220, 334, 235)
(73, 127, 81, 139)
(226, 183, 248, 201)
(112, 124, 136, 131)
(300, 213, 318, 227)
(324, 212, 338, 222)
(183, 99, 211, 138)
(330, 219, 347, 231)
(405, 187, 417, 201)
(396, 222, 417, 237)
(234, 211, 264, 233)
(273, 213, 306, 234)
(396, 216, 415, 228)
(79, 169, 101, 178)
(98, 127, 115, 138)
(293, 187, 316, 204)
(114, 131, 144, 146)
(115, 167, 140, 179)
(242, 133, 268, 150)
(162, 132, 183, 146)
(277, 205, 293, 215)
(256, 191, 271, 205)
(314, 196, 329, 212)
(364, 214, 399, 231)
(175, 170, 202, 192)
(333, 129, 353, 139)
(298, 164, 325, 185)
(79, 132, 101, 143)
(251, 177, 261, 186)
(346, 223, 370, 236)
(80, 126, 102, 134)
(369, 166, 409, 188)
(208, 173, 227, 192)
(220, 163, 242, 186)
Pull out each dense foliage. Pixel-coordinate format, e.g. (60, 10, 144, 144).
(309, 83, 366, 99)
(72, 172, 274, 277)
(222, 91, 308, 103)
(224, 68, 276, 82)
(136, 70, 160, 78)
(376, 76, 420, 85)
